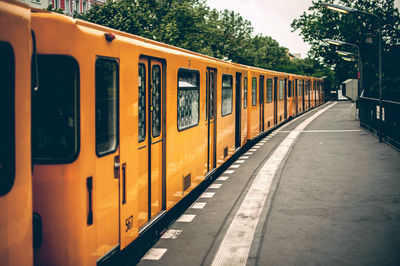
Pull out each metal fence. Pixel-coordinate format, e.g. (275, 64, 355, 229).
(359, 96, 400, 150)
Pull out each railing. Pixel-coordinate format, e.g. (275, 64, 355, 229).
(359, 96, 400, 150)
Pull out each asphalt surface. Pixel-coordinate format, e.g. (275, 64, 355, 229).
(137, 101, 400, 266)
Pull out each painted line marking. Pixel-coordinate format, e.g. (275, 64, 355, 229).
(224, 170, 235, 174)
(161, 229, 183, 239)
(210, 184, 222, 189)
(278, 129, 362, 133)
(191, 202, 207, 209)
(211, 102, 337, 266)
(218, 176, 230, 181)
(230, 164, 240, 169)
(240, 156, 249, 159)
(249, 148, 257, 152)
(236, 160, 245, 163)
(244, 152, 253, 155)
(142, 248, 167, 260)
(176, 214, 196, 223)
(200, 192, 215, 198)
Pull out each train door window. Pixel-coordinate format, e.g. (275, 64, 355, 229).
(95, 58, 118, 156)
(252, 77, 257, 106)
(32, 55, 79, 163)
(0, 42, 15, 196)
(298, 81, 302, 96)
(222, 74, 233, 116)
(279, 80, 284, 100)
(205, 70, 215, 120)
(177, 69, 200, 130)
(288, 80, 292, 97)
(138, 64, 146, 142)
(152, 65, 161, 137)
(266, 79, 272, 103)
(243, 77, 247, 109)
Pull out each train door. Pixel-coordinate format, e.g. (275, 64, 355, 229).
(137, 57, 165, 230)
(206, 68, 217, 172)
(284, 78, 288, 119)
(259, 75, 264, 132)
(235, 72, 241, 148)
(273, 77, 278, 125)
(295, 79, 298, 115)
(302, 80, 305, 111)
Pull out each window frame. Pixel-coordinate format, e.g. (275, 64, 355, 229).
(138, 63, 146, 143)
(266, 78, 273, 103)
(151, 64, 162, 138)
(32, 54, 81, 164)
(243, 76, 248, 109)
(252, 77, 257, 106)
(0, 41, 15, 196)
(279, 79, 284, 100)
(177, 68, 200, 131)
(95, 56, 119, 157)
(221, 74, 233, 117)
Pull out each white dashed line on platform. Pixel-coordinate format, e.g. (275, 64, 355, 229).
(217, 176, 230, 181)
(209, 184, 222, 189)
(244, 152, 253, 155)
(236, 160, 245, 163)
(200, 192, 215, 198)
(191, 202, 207, 209)
(224, 170, 235, 174)
(142, 248, 167, 260)
(240, 156, 249, 159)
(230, 164, 240, 169)
(249, 148, 257, 151)
(161, 229, 183, 239)
(176, 214, 196, 223)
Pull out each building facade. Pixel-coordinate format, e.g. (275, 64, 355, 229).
(18, 0, 105, 14)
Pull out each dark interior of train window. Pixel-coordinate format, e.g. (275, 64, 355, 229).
(243, 77, 248, 109)
(222, 74, 233, 116)
(95, 58, 119, 156)
(0, 42, 15, 195)
(138, 63, 146, 142)
(288, 80, 292, 98)
(252, 77, 257, 106)
(177, 68, 200, 131)
(32, 55, 79, 163)
(266, 79, 273, 103)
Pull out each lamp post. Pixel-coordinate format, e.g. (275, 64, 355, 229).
(322, 2, 383, 142)
(324, 39, 362, 103)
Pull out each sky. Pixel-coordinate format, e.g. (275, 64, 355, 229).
(206, 0, 315, 59)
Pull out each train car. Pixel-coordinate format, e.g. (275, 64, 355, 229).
(0, 1, 33, 265)
(29, 9, 254, 265)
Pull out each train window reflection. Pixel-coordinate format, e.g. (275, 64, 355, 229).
(178, 69, 199, 130)
(266, 79, 273, 103)
(243, 77, 247, 109)
(222, 75, 233, 116)
(138, 64, 146, 142)
(32, 55, 79, 163)
(252, 77, 257, 106)
(152, 65, 161, 137)
(0, 42, 15, 195)
(95, 58, 118, 156)
(279, 80, 284, 100)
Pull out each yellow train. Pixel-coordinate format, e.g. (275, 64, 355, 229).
(0, 1, 324, 265)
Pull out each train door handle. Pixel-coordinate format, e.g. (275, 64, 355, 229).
(114, 155, 120, 179)
(122, 163, 127, 205)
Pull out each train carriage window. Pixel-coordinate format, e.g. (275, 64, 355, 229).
(138, 64, 146, 142)
(95, 58, 118, 156)
(152, 65, 161, 137)
(266, 79, 273, 103)
(222, 74, 233, 116)
(32, 55, 79, 163)
(243, 77, 248, 109)
(298, 81, 303, 96)
(288, 80, 292, 97)
(252, 77, 257, 106)
(279, 80, 284, 100)
(178, 69, 200, 130)
(0, 42, 15, 195)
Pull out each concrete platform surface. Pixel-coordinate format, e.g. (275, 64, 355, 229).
(137, 101, 400, 266)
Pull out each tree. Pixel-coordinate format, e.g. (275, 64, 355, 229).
(292, 0, 400, 100)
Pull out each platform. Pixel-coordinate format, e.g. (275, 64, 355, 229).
(137, 101, 400, 266)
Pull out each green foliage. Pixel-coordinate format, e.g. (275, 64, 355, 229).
(292, 0, 400, 101)
(76, 0, 330, 81)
